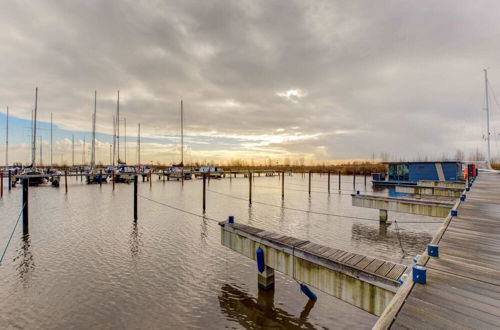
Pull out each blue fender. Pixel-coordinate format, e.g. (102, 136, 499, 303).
(300, 284, 318, 301)
(256, 247, 265, 273)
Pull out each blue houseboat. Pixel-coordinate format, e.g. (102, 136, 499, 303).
(372, 161, 463, 187)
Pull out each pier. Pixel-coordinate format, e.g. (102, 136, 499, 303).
(219, 221, 408, 316)
(374, 171, 500, 329)
(395, 184, 463, 197)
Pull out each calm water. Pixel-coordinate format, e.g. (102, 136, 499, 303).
(0, 174, 441, 329)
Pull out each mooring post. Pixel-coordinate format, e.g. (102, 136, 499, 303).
(134, 175, 138, 221)
(249, 171, 252, 204)
(22, 179, 29, 234)
(328, 171, 331, 194)
(65, 171, 68, 193)
(308, 171, 312, 195)
(364, 170, 367, 186)
(112, 171, 115, 191)
(203, 173, 207, 212)
(353, 169, 356, 190)
(8, 170, 12, 191)
(99, 169, 103, 186)
(379, 209, 388, 222)
(338, 171, 341, 191)
(149, 171, 152, 189)
(1, 173, 3, 198)
(281, 171, 285, 199)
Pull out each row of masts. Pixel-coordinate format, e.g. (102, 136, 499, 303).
(5, 86, 188, 167)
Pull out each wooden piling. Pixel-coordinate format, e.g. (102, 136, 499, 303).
(99, 169, 103, 186)
(353, 169, 356, 190)
(8, 170, 11, 191)
(149, 171, 152, 188)
(22, 179, 28, 234)
(282, 171, 285, 199)
(112, 171, 115, 191)
(134, 175, 138, 221)
(364, 170, 367, 186)
(1, 173, 3, 198)
(328, 171, 331, 194)
(308, 171, 312, 195)
(65, 171, 68, 193)
(249, 171, 252, 204)
(338, 171, 341, 191)
(203, 173, 207, 212)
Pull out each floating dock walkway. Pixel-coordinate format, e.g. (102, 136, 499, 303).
(375, 171, 500, 329)
(219, 221, 408, 316)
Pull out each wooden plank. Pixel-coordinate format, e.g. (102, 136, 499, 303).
(385, 264, 407, 281)
(375, 262, 396, 278)
(356, 256, 376, 270)
(365, 259, 385, 273)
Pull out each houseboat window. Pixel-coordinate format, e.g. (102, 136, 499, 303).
(388, 164, 409, 181)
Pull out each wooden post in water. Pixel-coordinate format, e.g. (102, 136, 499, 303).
(353, 169, 356, 190)
(338, 171, 341, 191)
(328, 171, 331, 194)
(149, 171, 152, 189)
(8, 170, 11, 191)
(1, 173, 3, 198)
(112, 171, 115, 191)
(248, 171, 252, 204)
(203, 173, 207, 212)
(308, 171, 312, 195)
(65, 171, 68, 193)
(281, 171, 285, 199)
(134, 175, 138, 221)
(99, 169, 103, 186)
(22, 179, 28, 234)
(364, 170, 367, 186)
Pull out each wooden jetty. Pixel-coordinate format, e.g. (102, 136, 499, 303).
(395, 184, 463, 197)
(351, 194, 456, 220)
(219, 221, 408, 316)
(374, 171, 500, 329)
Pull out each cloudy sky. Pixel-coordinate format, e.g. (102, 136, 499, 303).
(0, 0, 499, 165)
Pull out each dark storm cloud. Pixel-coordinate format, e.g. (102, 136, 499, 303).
(0, 0, 499, 161)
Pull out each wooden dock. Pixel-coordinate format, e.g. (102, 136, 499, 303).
(395, 184, 463, 197)
(219, 221, 408, 316)
(374, 171, 500, 329)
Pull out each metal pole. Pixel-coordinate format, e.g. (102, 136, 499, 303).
(328, 171, 331, 194)
(485, 69, 491, 164)
(203, 173, 206, 212)
(23, 179, 29, 234)
(281, 171, 285, 199)
(249, 172, 252, 204)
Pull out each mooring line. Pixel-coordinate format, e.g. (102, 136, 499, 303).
(0, 204, 25, 265)
(207, 189, 442, 224)
(138, 194, 220, 224)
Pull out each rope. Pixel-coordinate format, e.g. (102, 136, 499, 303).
(0, 203, 25, 265)
(207, 189, 442, 224)
(393, 220, 406, 257)
(137, 194, 220, 224)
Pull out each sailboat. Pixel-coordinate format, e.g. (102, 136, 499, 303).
(87, 91, 108, 184)
(21, 87, 46, 186)
(165, 100, 191, 181)
(113, 90, 137, 183)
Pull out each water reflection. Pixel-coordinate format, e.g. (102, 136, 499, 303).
(13, 234, 35, 286)
(218, 284, 317, 330)
(129, 221, 142, 258)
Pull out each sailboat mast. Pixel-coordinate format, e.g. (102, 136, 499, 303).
(83, 136, 86, 165)
(72, 134, 74, 167)
(50, 112, 53, 167)
(32, 87, 38, 168)
(39, 136, 42, 166)
(112, 115, 116, 166)
(91, 90, 97, 167)
(124, 117, 127, 163)
(117, 90, 120, 163)
(181, 100, 184, 167)
(484, 69, 491, 164)
(137, 123, 141, 165)
(5, 106, 8, 167)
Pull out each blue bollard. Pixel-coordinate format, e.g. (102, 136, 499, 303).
(412, 265, 427, 284)
(228, 216, 234, 224)
(356, 190, 360, 195)
(451, 210, 458, 217)
(300, 283, 318, 301)
(466, 187, 470, 191)
(428, 244, 439, 257)
(460, 194, 466, 201)
(256, 247, 265, 273)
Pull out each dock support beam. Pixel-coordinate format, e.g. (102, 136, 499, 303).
(134, 175, 138, 221)
(258, 266, 275, 290)
(379, 209, 388, 222)
(22, 179, 29, 234)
